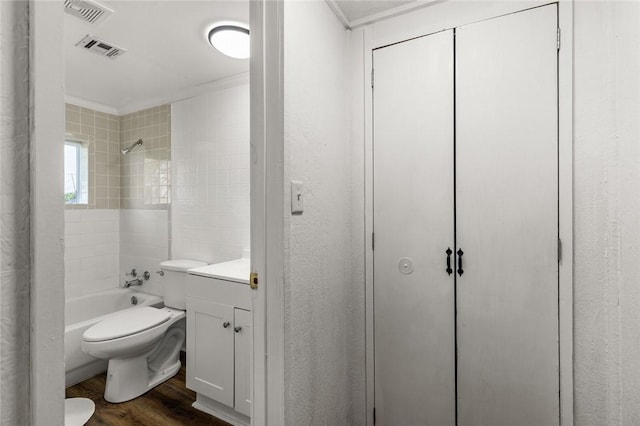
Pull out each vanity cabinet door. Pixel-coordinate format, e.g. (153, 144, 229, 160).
(186, 298, 235, 407)
(233, 308, 251, 417)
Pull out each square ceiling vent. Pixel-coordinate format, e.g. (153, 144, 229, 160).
(76, 35, 126, 60)
(64, 0, 113, 25)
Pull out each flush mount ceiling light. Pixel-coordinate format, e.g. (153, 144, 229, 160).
(207, 23, 250, 59)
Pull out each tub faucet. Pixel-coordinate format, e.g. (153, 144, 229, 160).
(123, 277, 143, 288)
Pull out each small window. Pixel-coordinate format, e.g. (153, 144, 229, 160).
(64, 141, 89, 204)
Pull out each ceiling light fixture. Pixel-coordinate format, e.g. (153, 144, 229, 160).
(207, 23, 250, 59)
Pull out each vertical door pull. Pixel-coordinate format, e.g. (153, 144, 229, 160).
(457, 249, 464, 276)
(446, 248, 453, 275)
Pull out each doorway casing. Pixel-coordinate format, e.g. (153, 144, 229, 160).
(29, 1, 286, 425)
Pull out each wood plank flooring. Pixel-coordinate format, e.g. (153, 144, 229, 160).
(66, 364, 231, 426)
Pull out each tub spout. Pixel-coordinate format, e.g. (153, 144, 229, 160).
(123, 278, 143, 288)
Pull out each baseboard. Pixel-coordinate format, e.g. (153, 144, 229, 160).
(192, 394, 250, 426)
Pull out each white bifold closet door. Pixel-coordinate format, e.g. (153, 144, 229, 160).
(373, 30, 455, 426)
(455, 5, 559, 426)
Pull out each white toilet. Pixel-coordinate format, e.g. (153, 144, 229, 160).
(81, 259, 207, 403)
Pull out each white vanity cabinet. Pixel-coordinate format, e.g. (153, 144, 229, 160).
(186, 298, 235, 406)
(186, 258, 251, 425)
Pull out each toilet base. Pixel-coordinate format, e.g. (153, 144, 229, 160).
(104, 356, 182, 403)
(99, 317, 186, 403)
(149, 359, 182, 389)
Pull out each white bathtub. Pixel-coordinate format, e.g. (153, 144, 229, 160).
(65, 288, 163, 387)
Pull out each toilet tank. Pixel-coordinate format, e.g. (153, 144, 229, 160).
(159, 259, 208, 309)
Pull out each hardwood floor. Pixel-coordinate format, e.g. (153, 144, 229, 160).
(66, 363, 231, 426)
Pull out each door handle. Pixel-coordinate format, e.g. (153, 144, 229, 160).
(457, 249, 464, 276)
(234, 326, 242, 333)
(223, 321, 231, 328)
(446, 248, 453, 275)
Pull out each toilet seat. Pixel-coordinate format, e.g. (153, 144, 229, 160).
(84, 307, 171, 342)
(82, 307, 185, 362)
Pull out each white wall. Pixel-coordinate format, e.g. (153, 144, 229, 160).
(171, 83, 250, 264)
(119, 209, 169, 296)
(30, 1, 66, 423)
(1, 1, 33, 422)
(65, 210, 119, 299)
(573, 2, 640, 424)
(283, 1, 353, 424)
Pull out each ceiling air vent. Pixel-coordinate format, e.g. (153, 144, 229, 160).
(76, 35, 127, 60)
(64, 0, 113, 25)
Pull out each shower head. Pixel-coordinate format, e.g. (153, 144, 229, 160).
(121, 139, 143, 155)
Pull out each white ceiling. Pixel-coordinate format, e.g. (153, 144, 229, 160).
(65, 0, 420, 114)
(334, 0, 417, 23)
(65, 1, 249, 114)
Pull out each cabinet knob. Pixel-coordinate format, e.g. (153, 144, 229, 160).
(223, 321, 231, 328)
(234, 326, 242, 333)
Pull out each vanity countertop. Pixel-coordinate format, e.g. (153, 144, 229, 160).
(188, 257, 250, 284)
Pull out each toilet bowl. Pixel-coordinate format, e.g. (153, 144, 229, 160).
(81, 259, 207, 403)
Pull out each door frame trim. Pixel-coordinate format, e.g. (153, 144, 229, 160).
(557, 2, 574, 423)
(250, 0, 286, 424)
(27, 1, 282, 424)
(363, 2, 573, 425)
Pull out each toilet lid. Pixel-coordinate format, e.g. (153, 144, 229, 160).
(83, 307, 171, 342)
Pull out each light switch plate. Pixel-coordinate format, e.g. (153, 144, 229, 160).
(291, 180, 303, 214)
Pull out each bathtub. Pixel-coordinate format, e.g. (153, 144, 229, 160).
(65, 288, 163, 387)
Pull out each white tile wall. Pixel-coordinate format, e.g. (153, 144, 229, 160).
(171, 84, 250, 264)
(119, 209, 169, 296)
(64, 210, 120, 299)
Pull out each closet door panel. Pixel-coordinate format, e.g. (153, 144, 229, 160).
(456, 5, 559, 426)
(373, 30, 455, 426)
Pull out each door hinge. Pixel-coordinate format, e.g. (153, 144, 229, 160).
(371, 68, 374, 88)
(557, 238, 562, 262)
(250, 272, 258, 290)
(373, 407, 376, 424)
(557, 27, 561, 50)
(372, 232, 375, 251)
